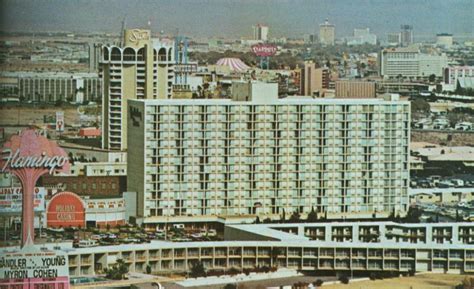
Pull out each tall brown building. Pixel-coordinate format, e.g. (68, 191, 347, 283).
(300, 61, 329, 96)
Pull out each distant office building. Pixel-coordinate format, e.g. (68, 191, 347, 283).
(436, 33, 454, 49)
(0, 76, 18, 97)
(100, 29, 175, 151)
(253, 24, 269, 42)
(444, 66, 474, 85)
(319, 19, 335, 46)
(380, 47, 447, 79)
(400, 25, 413, 46)
(303, 34, 316, 44)
(335, 81, 376, 98)
(12, 72, 101, 103)
(88, 43, 101, 73)
(348, 28, 377, 45)
(387, 33, 401, 46)
(127, 93, 410, 224)
(300, 62, 329, 96)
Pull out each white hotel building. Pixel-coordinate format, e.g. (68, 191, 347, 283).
(127, 85, 410, 225)
(380, 47, 448, 79)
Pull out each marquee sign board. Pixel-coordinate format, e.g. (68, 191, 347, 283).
(56, 111, 65, 132)
(0, 247, 70, 288)
(0, 187, 45, 214)
(0, 250, 68, 279)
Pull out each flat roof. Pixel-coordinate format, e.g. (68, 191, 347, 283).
(0, 71, 99, 78)
(129, 98, 409, 106)
(64, 238, 474, 255)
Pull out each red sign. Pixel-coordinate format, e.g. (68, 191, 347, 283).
(251, 44, 277, 57)
(47, 191, 85, 228)
(0, 129, 70, 247)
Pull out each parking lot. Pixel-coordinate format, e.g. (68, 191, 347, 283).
(0, 224, 223, 248)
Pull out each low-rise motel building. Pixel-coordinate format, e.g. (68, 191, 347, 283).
(5, 221, 474, 279)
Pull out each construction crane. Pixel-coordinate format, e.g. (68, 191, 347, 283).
(119, 17, 126, 46)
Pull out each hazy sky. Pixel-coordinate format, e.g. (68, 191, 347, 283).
(0, 0, 472, 38)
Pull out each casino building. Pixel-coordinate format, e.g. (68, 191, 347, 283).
(45, 191, 126, 229)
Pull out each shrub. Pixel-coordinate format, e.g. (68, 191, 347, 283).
(261, 265, 271, 273)
(293, 282, 309, 289)
(339, 275, 349, 284)
(314, 279, 324, 286)
(227, 267, 240, 276)
(189, 261, 206, 278)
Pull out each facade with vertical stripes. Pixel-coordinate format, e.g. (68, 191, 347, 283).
(127, 95, 410, 224)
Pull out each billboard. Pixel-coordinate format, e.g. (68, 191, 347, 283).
(0, 187, 46, 214)
(0, 248, 70, 288)
(56, 111, 64, 132)
(251, 44, 277, 57)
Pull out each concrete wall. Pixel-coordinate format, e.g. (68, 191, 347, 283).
(127, 101, 146, 218)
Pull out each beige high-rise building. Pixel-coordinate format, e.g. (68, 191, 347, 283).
(100, 29, 175, 151)
(319, 19, 335, 46)
(253, 24, 269, 42)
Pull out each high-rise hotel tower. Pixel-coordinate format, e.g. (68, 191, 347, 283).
(127, 83, 410, 225)
(100, 29, 175, 150)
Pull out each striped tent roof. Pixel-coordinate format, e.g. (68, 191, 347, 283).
(216, 57, 250, 72)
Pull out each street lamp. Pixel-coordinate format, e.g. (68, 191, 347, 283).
(165, 205, 171, 241)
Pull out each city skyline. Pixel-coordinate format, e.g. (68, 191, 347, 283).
(0, 0, 473, 39)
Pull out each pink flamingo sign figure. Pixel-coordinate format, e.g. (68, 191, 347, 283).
(0, 129, 70, 247)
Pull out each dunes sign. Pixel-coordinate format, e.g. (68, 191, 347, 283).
(251, 44, 278, 57)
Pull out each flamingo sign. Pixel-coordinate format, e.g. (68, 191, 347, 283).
(0, 129, 70, 247)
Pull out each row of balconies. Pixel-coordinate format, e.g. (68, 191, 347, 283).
(150, 118, 407, 124)
(71, 253, 474, 274)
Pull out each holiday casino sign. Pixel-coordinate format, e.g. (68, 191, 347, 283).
(0, 129, 70, 247)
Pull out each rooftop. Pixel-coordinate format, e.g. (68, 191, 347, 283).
(130, 96, 408, 105)
(413, 146, 474, 162)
